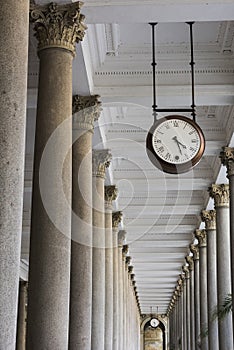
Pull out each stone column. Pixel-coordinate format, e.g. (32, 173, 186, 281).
(195, 229, 208, 350)
(201, 210, 219, 350)
(0, 1, 29, 348)
(177, 277, 184, 348)
(92, 149, 112, 350)
(112, 211, 122, 350)
(220, 147, 234, 330)
(104, 185, 118, 350)
(69, 95, 101, 349)
(118, 230, 126, 350)
(209, 184, 233, 350)
(183, 264, 191, 350)
(190, 243, 200, 350)
(186, 256, 195, 350)
(182, 273, 187, 350)
(27, 4, 86, 349)
(122, 245, 129, 350)
(16, 281, 28, 350)
(125, 256, 132, 349)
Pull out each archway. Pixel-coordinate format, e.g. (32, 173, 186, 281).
(140, 316, 168, 350)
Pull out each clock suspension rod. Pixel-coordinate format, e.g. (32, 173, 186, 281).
(187, 21, 196, 122)
(149, 22, 158, 121)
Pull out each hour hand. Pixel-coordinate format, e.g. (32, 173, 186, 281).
(172, 136, 182, 154)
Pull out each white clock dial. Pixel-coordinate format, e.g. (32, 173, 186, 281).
(152, 118, 201, 164)
(150, 318, 159, 328)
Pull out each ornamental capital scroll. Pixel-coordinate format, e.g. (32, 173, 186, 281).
(92, 149, 112, 178)
(190, 243, 199, 260)
(112, 211, 122, 230)
(185, 255, 194, 271)
(201, 210, 216, 230)
(182, 265, 190, 279)
(208, 184, 229, 208)
(30, 2, 87, 56)
(195, 229, 207, 248)
(220, 147, 234, 177)
(73, 95, 102, 132)
(105, 185, 118, 210)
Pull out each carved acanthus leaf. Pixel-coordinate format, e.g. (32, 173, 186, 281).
(112, 211, 122, 229)
(126, 256, 131, 266)
(220, 147, 234, 177)
(182, 265, 190, 279)
(73, 95, 102, 131)
(190, 243, 199, 260)
(185, 256, 194, 271)
(195, 229, 207, 247)
(122, 244, 129, 257)
(30, 2, 86, 55)
(105, 185, 118, 204)
(209, 184, 229, 208)
(92, 149, 112, 178)
(201, 210, 216, 230)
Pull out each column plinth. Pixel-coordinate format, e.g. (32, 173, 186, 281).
(209, 184, 233, 350)
(0, 1, 29, 348)
(27, 4, 86, 349)
(69, 95, 101, 349)
(92, 149, 112, 350)
(104, 185, 118, 350)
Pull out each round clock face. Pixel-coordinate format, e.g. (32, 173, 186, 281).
(146, 115, 205, 174)
(150, 318, 159, 328)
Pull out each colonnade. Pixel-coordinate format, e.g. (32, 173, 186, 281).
(0, 2, 141, 349)
(168, 147, 234, 350)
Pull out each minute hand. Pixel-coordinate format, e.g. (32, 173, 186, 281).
(172, 136, 187, 149)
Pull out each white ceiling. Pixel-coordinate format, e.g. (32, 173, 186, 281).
(25, 1, 234, 314)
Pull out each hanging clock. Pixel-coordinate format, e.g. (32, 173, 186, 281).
(150, 318, 160, 328)
(146, 115, 205, 174)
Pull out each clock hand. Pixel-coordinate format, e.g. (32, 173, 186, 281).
(172, 136, 182, 155)
(172, 136, 186, 149)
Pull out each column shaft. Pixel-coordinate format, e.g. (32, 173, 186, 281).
(199, 244, 208, 350)
(209, 184, 233, 350)
(27, 4, 86, 349)
(92, 174, 105, 349)
(104, 186, 118, 350)
(113, 229, 119, 350)
(118, 231, 126, 350)
(183, 279, 187, 350)
(201, 210, 219, 350)
(69, 95, 100, 349)
(0, 1, 29, 348)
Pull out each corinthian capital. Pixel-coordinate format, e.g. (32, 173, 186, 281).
(30, 2, 86, 55)
(92, 150, 112, 178)
(201, 210, 216, 230)
(185, 255, 194, 271)
(195, 229, 207, 247)
(73, 95, 102, 131)
(190, 243, 199, 260)
(118, 230, 126, 247)
(220, 147, 234, 177)
(208, 184, 229, 208)
(112, 211, 122, 229)
(182, 265, 190, 279)
(105, 185, 118, 209)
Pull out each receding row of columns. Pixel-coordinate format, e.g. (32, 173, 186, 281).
(168, 147, 234, 350)
(0, 2, 141, 349)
